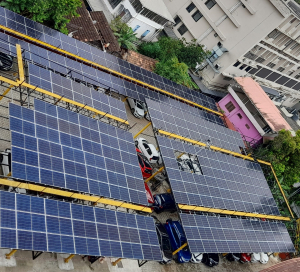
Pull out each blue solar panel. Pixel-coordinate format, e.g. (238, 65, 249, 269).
(157, 135, 280, 216)
(147, 99, 243, 153)
(0, 190, 161, 260)
(180, 213, 295, 253)
(0, 13, 219, 113)
(10, 101, 147, 206)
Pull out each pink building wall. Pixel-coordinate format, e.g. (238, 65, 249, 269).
(218, 94, 262, 146)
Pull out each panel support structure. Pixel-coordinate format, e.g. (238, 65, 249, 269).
(16, 44, 25, 82)
(270, 165, 294, 218)
(5, 249, 17, 259)
(0, 84, 14, 101)
(112, 258, 122, 266)
(32, 251, 43, 260)
(145, 166, 164, 183)
(172, 242, 188, 255)
(64, 254, 75, 263)
(133, 122, 151, 139)
(138, 260, 148, 267)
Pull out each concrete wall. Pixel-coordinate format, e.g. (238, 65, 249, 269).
(219, 94, 263, 145)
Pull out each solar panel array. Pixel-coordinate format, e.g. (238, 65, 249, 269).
(0, 7, 219, 112)
(10, 100, 148, 206)
(0, 190, 162, 260)
(147, 99, 243, 153)
(157, 136, 280, 216)
(28, 63, 127, 121)
(180, 213, 295, 253)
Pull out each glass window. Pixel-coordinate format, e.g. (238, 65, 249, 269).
(245, 124, 250, 129)
(205, 0, 216, 10)
(186, 3, 196, 13)
(192, 10, 203, 22)
(225, 101, 235, 112)
(141, 30, 150, 38)
(132, 25, 140, 32)
(177, 24, 188, 36)
(237, 113, 242, 119)
(239, 64, 247, 70)
(174, 16, 181, 26)
(233, 61, 241, 67)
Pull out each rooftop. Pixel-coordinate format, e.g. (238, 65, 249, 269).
(234, 77, 293, 133)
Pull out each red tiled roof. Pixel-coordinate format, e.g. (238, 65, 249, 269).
(90, 11, 120, 53)
(124, 50, 158, 72)
(66, 0, 101, 42)
(259, 258, 300, 272)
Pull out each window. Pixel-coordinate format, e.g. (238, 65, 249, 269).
(277, 67, 285, 72)
(245, 124, 250, 129)
(205, 0, 216, 10)
(177, 23, 188, 35)
(245, 66, 252, 72)
(295, 74, 300, 79)
(192, 10, 203, 22)
(255, 57, 265, 63)
(132, 25, 140, 32)
(186, 3, 196, 13)
(141, 30, 150, 38)
(237, 113, 243, 119)
(223, 76, 232, 81)
(244, 52, 257, 60)
(225, 101, 235, 112)
(108, 0, 122, 9)
(267, 62, 276, 68)
(233, 61, 241, 67)
(268, 29, 280, 39)
(239, 64, 247, 70)
(174, 16, 181, 26)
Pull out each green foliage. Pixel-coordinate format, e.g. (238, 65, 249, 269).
(138, 37, 209, 68)
(155, 57, 198, 89)
(0, 0, 82, 34)
(110, 16, 138, 51)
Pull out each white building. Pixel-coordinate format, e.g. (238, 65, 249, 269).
(163, 0, 300, 109)
(90, 0, 174, 41)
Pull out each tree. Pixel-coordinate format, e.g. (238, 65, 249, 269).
(110, 16, 138, 51)
(155, 57, 198, 89)
(0, 0, 82, 34)
(138, 37, 209, 69)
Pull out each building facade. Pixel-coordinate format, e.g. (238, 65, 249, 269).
(163, 0, 300, 109)
(98, 0, 174, 41)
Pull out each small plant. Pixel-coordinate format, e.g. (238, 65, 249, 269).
(110, 16, 138, 51)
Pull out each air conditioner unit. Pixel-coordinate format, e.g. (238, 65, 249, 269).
(215, 63, 222, 70)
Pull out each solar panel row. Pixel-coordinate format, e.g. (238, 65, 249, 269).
(0, 6, 219, 112)
(147, 99, 244, 153)
(0, 31, 223, 126)
(180, 213, 294, 253)
(10, 100, 148, 206)
(157, 136, 280, 216)
(0, 190, 162, 260)
(28, 63, 127, 121)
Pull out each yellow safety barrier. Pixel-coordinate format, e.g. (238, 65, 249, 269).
(0, 84, 14, 101)
(112, 258, 123, 266)
(0, 178, 152, 213)
(0, 26, 223, 116)
(178, 204, 290, 221)
(145, 166, 164, 183)
(16, 44, 24, 82)
(133, 122, 151, 139)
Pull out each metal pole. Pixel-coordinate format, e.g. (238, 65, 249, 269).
(172, 243, 188, 255)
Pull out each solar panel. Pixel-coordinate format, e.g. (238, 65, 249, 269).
(157, 135, 280, 216)
(147, 99, 244, 153)
(0, 6, 219, 112)
(0, 190, 162, 260)
(10, 100, 148, 206)
(180, 213, 295, 253)
(27, 63, 127, 121)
